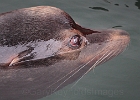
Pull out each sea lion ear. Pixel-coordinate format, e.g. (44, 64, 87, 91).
(9, 48, 34, 66)
(9, 56, 20, 66)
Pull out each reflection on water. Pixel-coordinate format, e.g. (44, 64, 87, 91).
(103, 0, 111, 4)
(89, 7, 109, 12)
(135, 0, 140, 9)
(112, 26, 122, 28)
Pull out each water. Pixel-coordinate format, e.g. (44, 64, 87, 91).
(0, 0, 139, 100)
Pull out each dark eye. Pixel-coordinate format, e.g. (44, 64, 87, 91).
(69, 35, 82, 49)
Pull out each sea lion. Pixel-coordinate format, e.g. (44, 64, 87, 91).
(0, 6, 130, 100)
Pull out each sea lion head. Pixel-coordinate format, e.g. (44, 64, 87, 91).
(0, 6, 130, 100)
(0, 6, 129, 68)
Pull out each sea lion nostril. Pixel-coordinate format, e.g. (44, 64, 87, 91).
(111, 29, 129, 36)
(120, 31, 129, 36)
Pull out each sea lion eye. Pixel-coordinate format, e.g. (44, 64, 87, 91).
(69, 35, 82, 49)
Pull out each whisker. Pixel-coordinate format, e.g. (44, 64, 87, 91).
(52, 40, 129, 92)
(72, 44, 125, 88)
(71, 50, 112, 88)
(72, 46, 114, 86)
(52, 57, 96, 92)
(53, 50, 104, 92)
(114, 43, 125, 56)
(46, 62, 85, 90)
(91, 44, 114, 68)
(91, 50, 112, 72)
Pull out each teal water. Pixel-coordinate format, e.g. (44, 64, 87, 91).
(0, 0, 139, 100)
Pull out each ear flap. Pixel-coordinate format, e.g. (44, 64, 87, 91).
(9, 47, 34, 66)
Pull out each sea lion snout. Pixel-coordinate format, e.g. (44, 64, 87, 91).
(105, 29, 130, 45)
(79, 29, 130, 67)
(84, 29, 130, 45)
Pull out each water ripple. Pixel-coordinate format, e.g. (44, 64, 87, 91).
(89, 7, 109, 12)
